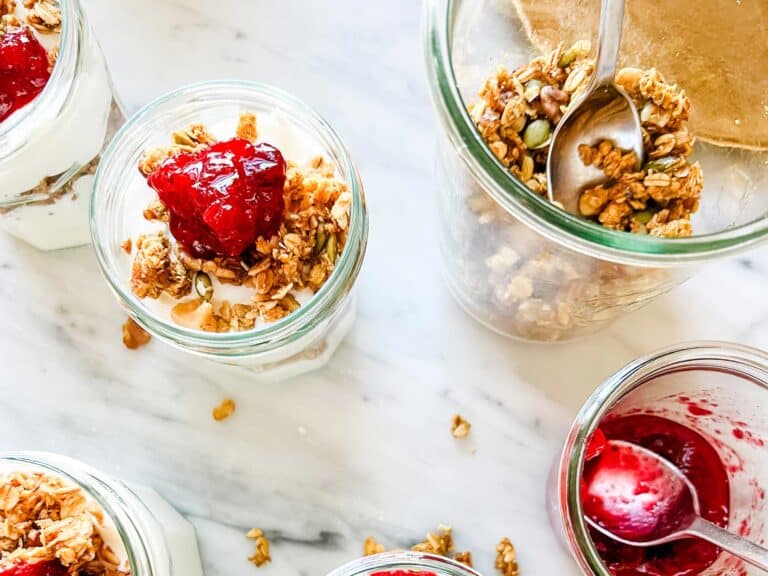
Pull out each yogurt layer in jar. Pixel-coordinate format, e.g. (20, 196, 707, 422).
(91, 81, 368, 379)
(0, 0, 123, 251)
(0, 452, 204, 576)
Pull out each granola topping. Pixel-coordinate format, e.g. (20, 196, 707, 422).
(0, 471, 129, 576)
(470, 42, 703, 238)
(126, 112, 352, 334)
(246, 528, 270, 568)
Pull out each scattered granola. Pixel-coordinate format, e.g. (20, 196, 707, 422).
(362, 536, 385, 557)
(125, 112, 352, 334)
(0, 471, 130, 576)
(495, 537, 520, 576)
(469, 41, 703, 238)
(246, 528, 271, 568)
(212, 398, 235, 422)
(451, 415, 472, 439)
(454, 551, 473, 568)
(121, 317, 150, 350)
(411, 525, 455, 556)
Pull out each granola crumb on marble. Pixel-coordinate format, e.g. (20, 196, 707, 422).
(469, 41, 703, 238)
(411, 525, 455, 556)
(495, 537, 520, 576)
(0, 471, 130, 576)
(362, 536, 385, 557)
(212, 398, 235, 422)
(127, 112, 352, 334)
(451, 414, 472, 439)
(246, 528, 271, 568)
(121, 317, 150, 350)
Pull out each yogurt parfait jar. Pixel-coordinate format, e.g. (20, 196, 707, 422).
(0, 0, 123, 250)
(0, 451, 204, 576)
(424, 0, 768, 342)
(327, 552, 481, 576)
(91, 81, 368, 379)
(551, 342, 768, 575)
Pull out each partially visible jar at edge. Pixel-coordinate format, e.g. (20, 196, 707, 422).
(326, 551, 481, 576)
(0, 451, 204, 576)
(0, 0, 124, 251)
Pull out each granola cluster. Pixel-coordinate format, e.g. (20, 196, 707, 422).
(469, 41, 703, 238)
(246, 528, 271, 568)
(451, 415, 472, 439)
(126, 112, 352, 334)
(0, 472, 129, 576)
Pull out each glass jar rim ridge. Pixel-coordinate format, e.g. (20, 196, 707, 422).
(326, 551, 482, 576)
(423, 0, 768, 266)
(557, 341, 768, 576)
(0, 0, 79, 157)
(90, 80, 368, 357)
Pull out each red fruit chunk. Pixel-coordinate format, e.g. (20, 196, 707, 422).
(584, 428, 607, 461)
(147, 138, 286, 258)
(0, 28, 51, 123)
(0, 560, 68, 576)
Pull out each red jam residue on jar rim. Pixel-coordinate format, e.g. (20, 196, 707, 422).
(0, 28, 51, 123)
(582, 415, 730, 576)
(146, 138, 286, 258)
(371, 572, 437, 576)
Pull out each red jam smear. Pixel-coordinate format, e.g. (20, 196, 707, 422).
(583, 415, 730, 576)
(0, 28, 51, 123)
(0, 560, 67, 576)
(147, 138, 286, 258)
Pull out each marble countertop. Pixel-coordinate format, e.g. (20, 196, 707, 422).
(2, 1, 767, 575)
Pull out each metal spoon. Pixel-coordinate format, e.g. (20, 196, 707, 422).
(583, 440, 768, 572)
(546, 0, 643, 214)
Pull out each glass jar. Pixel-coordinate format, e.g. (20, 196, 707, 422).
(0, 451, 204, 576)
(327, 552, 481, 576)
(0, 0, 123, 251)
(91, 80, 368, 379)
(551, 342, 768, 575)
(424, 0, 768, 342)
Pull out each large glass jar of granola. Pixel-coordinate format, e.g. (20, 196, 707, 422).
(0, 451, 204, 576)
(0, 0, 123, 251)
(91, 81, 368, 379)
(424, 0, 768, 341)
(326, 552, 480, 576)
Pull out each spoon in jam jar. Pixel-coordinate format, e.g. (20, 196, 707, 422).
(582, 440, 768, 571)
(546, 0, 644, 214)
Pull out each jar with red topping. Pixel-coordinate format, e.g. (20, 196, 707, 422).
(326, 552, 480, 576)
(91, 81, 368, 379)
(0, 0, 123, 250)
(551, 342, 768, 576)
(0, 451, 204, 576)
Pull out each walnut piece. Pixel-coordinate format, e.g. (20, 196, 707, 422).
(495, 537, 520, 576)
(451, 414, 472, 439)
(362, 536, 385, 556)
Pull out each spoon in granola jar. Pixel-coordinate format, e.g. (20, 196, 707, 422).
(546, 0, 644, 214)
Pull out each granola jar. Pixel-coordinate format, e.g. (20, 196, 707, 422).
(0, 0, 123, 251)
(0, 451, 204, 576)
(424, 0, 768, 341)
(326, 552, 481, 576)
(91, 81, 368, 379)
(551, 342, 768, 575)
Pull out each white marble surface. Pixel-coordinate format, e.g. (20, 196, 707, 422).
(2, 1, 768, 575)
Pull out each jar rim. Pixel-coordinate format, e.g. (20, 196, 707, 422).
(423, 0, 768, 266)
(0, 451, 158, 576)
(90, 80, 368, 357)
(0, 0, 77, 151)
(326, 552, 481, 576)
(557, 341, 768, 575)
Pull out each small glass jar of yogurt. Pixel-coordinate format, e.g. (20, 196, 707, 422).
(91, 81, 368, 380)
(0, 0, 123, 250)
(326, 552, 481, 576)
(0, 451, 204, 576)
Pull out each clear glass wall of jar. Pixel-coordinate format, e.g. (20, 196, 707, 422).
(91, 81, 368, 379)
(550, 342, 768, 575)
(0, 451, 204, 576)
(0, 0, 124, 251)
(424, 0, 768, 342)
(327, 552, 481, 576)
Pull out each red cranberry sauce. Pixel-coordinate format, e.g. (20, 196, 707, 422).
(583, 415, 730, 576)
(0, 28, 51, 123)
(146, 138, 286, 258)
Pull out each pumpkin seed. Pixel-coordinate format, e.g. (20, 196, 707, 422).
(326, 233, 338, 263)
(635, 209, 655, 225)
(644, 156, 684, 173)
(523, 119, 552, 149)
(194, 271, 214, 301)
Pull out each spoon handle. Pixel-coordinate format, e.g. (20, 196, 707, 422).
(689, 517, 768, 572)
(593, 0, 626, 85)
